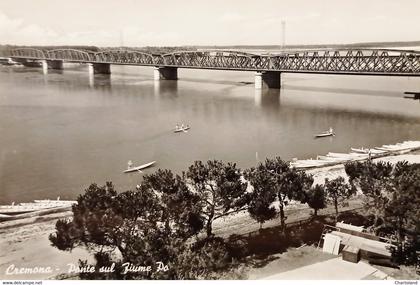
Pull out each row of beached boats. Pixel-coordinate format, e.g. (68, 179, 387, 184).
(0, 198, 76, 220)
(290, 140, 420, 169)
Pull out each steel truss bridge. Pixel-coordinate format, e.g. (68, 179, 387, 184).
(6, 47, 420, 76)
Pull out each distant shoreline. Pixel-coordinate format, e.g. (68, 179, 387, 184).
(195, 40, 420, 51)
(1, 40, 420, 54)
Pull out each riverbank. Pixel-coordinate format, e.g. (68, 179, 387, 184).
(0, 210, 92, 280)
(1, 151, 419, 280)
(308, 151, 420, 185)
(213, 150, 420, 237)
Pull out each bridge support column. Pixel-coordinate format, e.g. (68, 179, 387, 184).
(88, 63, 111, 75)
(255, 71, 281, 89)
(154, 67, 178, 80)
(41, 60, 48, 74)
(47, 60, 63, 70)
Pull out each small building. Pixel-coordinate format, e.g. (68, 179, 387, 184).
(320, 222, 396, 263)
(342, 245, 360, 263)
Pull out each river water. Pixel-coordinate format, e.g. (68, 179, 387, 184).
(0, 64, 419, 203)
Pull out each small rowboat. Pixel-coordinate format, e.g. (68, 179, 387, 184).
(314, 130, 335, 138)
(327, 152, 368, 159)
(317, 155, 350, 162)
(123, 161, 156, 173)
(351, 147, 369, 154)
(174, 126, 190, 133)
(290, 160, 328, 168)
(33, 199, 76, 204)
(350, 148, 387, 155)
(0, 205, 55, 214)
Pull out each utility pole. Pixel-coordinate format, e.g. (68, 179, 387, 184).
(281, 20, 286, 50)
(119, 30, 124, 48)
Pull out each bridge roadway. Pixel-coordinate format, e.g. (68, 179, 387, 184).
(3, 48, 420, 89)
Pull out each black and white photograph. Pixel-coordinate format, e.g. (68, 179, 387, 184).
(0, 0, 419, 283)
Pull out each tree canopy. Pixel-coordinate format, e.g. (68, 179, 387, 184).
(306, 184, 326, 217)
(245, 157, 313, 233)
(345, 160, 420, 265)
(185, 160, 248, 237)
(324, 176, 355, 219)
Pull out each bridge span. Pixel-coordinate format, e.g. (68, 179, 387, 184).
(4, 48, 420, 89)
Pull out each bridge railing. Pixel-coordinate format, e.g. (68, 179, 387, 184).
(46, 49, 93, 62)
(10, 48, 46, 59)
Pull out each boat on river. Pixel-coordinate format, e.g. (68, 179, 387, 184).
(314, 128, 335, 138)
(174, 126, 190, 133)
(123, 161, 156, 173)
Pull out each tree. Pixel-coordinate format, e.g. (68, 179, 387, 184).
(244, 163, 277, 229)
(186, 160, 248, 237)
(174, 237, 233, 279)
(306, 184, 326, 217)
(49, 177, 210, 280)
(324, 176, 355, 220)
(140, 169, 204, 238)
(382, 165, 420, 265)
(269, 158, 313, 233)
(345, 160, 420, 265)
(345, 161, 394, 230)
(245, 157, 313, 234)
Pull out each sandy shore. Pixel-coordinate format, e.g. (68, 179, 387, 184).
(0, 211, 91, 280)
(1, 152, 419, 280)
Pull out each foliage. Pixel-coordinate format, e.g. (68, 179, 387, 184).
(49, 158, 420, 278)
(345, 161, 393, 182)
(324, 176, 355, 219)
(174, 237, 233, 279)
(186, 160, 248, 237)
(245, 157, 313, 233)
(386, 168, 420, 266)
(345, 160, 420, 265)
(306, 184, 326, 216)
(345, 161, 395, 229)
(140, 169, 204, 238)
(244, 163, 277, 228)
(50, 174, 207, 279)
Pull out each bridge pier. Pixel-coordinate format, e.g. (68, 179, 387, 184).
(255, 71, 281, 89)
(40, 60, 64, 74)
(47, 60, 63, 70)
(40, 60, 48, 74)
(88, 63, 111, 75)
(154, 67, 178, 80)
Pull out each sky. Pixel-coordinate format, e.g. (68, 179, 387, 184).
(0, 0, 419, 47)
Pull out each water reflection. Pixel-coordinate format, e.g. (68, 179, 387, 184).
(89, 74, 112, 89)
(254, 88, 281, 108)
(157, 80, 178, 97)
(49, 69, 64, 75)
(286, 84, 400, 97)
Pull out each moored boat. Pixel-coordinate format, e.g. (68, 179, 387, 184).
(33, 199, 76, 204)
(351, 147, 368, 154)
(0, 204, 57, 214)
(317, 155, 350, 162)
(291, 140, 420, 170)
